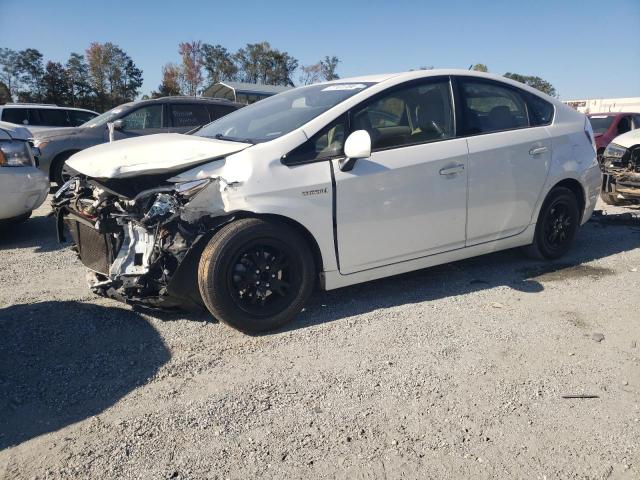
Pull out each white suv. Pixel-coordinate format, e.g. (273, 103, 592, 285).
(52, 70, 601, 333)
(0, 104, 98, 132)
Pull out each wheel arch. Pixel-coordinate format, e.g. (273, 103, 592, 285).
(546, 178, 586, 222)
(49, 150, 80, 180)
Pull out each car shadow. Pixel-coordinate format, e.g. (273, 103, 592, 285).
(0, 209, 66, 253)
(0, 301, 170, 450)
(277, 210, 640, 333)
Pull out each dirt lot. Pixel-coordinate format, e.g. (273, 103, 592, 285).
(0, 197, 639, 479)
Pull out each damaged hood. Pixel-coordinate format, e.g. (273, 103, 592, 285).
(66, 133, 252, 179)
(610, 129, 640, 149)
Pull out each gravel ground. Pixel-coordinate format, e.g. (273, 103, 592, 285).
(0, 196, 639, 479)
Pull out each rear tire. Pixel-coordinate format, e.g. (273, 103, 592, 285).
(197, 218, 315, 333)
(522, 187, 580, 260)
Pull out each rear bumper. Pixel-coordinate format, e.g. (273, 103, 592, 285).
(0, 167, 49, 220)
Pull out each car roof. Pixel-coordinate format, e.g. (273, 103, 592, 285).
(0, 103, 98, 114)
(320, 69, 561, 101)
(587, 112, 640, 117)
(132, 96, 244, 109)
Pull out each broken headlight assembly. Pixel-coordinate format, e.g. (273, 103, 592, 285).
(603, 143, 626, 161)
(0, 140, 36, 167)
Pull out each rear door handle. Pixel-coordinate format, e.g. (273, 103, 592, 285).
(529, 146, 548, 156)
(439, 164, 465, 176)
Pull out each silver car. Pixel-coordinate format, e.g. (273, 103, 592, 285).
(32, 96, 242, 185)
(0, 122, 49, 225)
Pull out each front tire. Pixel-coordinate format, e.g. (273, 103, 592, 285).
(197, 218, 315, 333)
(51, 152, 75, 186)
(523, 187, 580, 260)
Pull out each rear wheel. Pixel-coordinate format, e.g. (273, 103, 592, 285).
(523, 187, 580, 260)
(197, 218, 315, 333)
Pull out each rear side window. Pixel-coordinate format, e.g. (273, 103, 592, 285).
(207, 104, 236, 121)
(526, 94, 554, 126)
(69, 110, 97, 126)
(34, 108, 70, 127)
(170, 104, 210, 128)
(1, 108, 29, 125)
(459, 79, 529, 134)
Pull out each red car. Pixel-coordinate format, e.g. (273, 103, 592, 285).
(587, 112, 640, 161)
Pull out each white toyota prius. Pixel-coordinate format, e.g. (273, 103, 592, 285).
(52, 70, 601, 333)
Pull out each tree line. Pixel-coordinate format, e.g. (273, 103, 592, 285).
(0, 44, 558, 114)
(150, 41, 340, 98)
(470, 63, 557, 97)
(0, 43, 143, 111)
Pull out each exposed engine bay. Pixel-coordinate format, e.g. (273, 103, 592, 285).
(52, 175, 234, 310)
(602, 145, 640, 202)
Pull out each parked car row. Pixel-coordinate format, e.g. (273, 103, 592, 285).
(50, 69, 601, 333)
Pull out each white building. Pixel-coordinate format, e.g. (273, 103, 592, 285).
(563, 97, 640, 114)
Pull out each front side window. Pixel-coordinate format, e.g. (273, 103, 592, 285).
(617, 116, 632, 135)
(69, 110, 97, 126)
(121, 104, 163, 130)
(352, 79, 454, 150)
(460, 80, 529, 134)
(284, 116, 346, 164)
(170, 104, 210, 128)
(196, 82, 373, 144)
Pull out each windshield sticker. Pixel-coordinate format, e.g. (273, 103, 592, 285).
(322, 84, 367, 91)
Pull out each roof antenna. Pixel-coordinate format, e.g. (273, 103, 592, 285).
(468, 64, 473, 70)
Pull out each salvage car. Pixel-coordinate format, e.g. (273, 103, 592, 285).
(600, 128, 640, 205)
(32, 96, 243, 185)
(52, 70, 601, 333)
(0, 121, 49, 225)
(0, 103, 99, 132)
(587, 112, 640, 162)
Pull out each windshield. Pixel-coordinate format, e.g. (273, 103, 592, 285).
(81, 104, 131, 128)
(588, 115, 615, 134)
(196, 83, 374, 143)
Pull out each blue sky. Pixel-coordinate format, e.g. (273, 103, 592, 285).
(1, 0, 638, 100)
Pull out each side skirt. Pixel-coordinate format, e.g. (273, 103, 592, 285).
(321, 224, 536, 290)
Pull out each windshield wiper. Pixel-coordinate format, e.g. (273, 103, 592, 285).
(213, 133, 254, 144)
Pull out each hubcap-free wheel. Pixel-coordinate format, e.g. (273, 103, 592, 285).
(523, 186, 580, 260)
(198, 218, 315, 333)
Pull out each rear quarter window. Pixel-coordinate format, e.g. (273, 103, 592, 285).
(526, 94, 554, 126)
(1, 108, 29, 125)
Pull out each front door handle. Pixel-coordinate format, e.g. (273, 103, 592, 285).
(439, 164, 465, 176)
(529, 146, 548, 156)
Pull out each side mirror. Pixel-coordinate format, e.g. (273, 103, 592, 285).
(112, 119, 125, 130)
(340, 130, 371, 172)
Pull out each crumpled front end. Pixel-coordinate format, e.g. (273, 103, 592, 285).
(52, 175, 235, 309)
(602, 145, 640, 202)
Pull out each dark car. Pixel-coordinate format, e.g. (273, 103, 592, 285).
(587, 112, 640, 162)
(32, 96, 243, 184)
